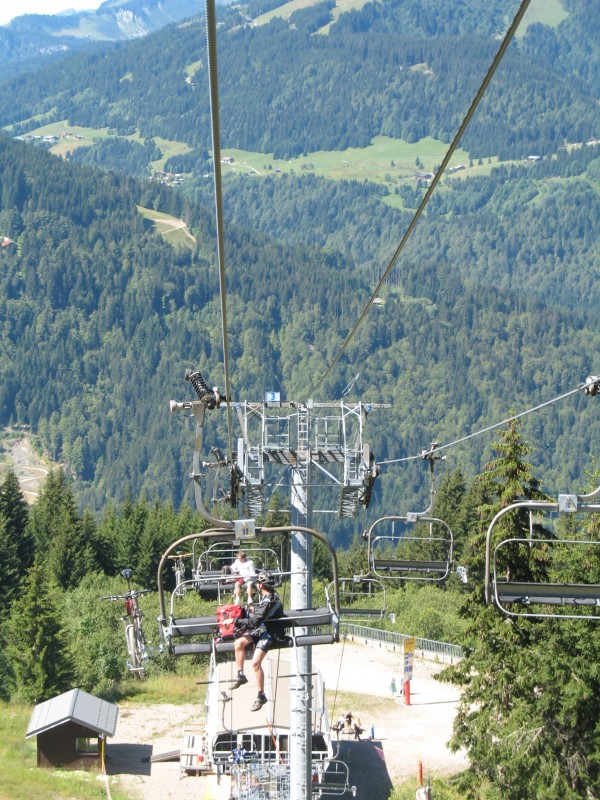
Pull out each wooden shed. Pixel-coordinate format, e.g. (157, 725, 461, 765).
(26, 688, 118, 770)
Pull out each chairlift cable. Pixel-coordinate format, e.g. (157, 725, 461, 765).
(379, 382, 583, 467)
(205, 0, 234, 461)
(310, 0, 534, 395)
(330, 625, 348, 722)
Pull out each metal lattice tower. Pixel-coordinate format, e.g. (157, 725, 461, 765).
(233, 398, 387, 800)
(235, 400, 384, 520)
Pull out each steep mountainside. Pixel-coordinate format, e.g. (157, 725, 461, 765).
(0, 0, 596, 158)
(0, 0, 597, 528)
(0, 132, 597, 526)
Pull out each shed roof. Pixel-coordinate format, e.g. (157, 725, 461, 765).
(26, 689, 118, 739)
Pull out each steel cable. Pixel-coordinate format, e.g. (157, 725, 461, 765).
(311, 0, 534, 395)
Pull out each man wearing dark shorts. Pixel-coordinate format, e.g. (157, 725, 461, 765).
(231, 571, 287, 711)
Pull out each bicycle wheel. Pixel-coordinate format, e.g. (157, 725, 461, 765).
(126, 623, 143, 678)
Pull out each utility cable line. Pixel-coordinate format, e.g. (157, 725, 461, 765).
(379, 382, 584, 467)
(311, 0, 534, 395)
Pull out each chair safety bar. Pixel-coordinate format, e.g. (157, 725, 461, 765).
(366, 515, 454, 582)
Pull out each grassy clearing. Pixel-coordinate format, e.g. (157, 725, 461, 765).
(184, 59, 203, 78)
(255, 0, 568, 36)
(136, 205, 196, 250)
(149, 136, 194, 172)
(253, 0, 369, 28)
(222, 135, 473, 183)
(517, 0, 568, 37)
(14, 120, 193, 170)
(0, 676, 206, 800)
(0, 702, 130, 800)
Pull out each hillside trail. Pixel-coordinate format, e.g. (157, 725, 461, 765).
(2, 434, 49, 502)
(108, 639, 467, 800)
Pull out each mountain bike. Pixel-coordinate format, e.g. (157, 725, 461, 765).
(102, 568, 151, 678)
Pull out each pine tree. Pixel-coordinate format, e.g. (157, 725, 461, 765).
(0, 467, 33, 571)
(5, 562, 73, 702)
(0, 514, 20, 615)
(432, 467, 467, 565)
(28, 469, 89, 589)
(438, 420, 574, 799)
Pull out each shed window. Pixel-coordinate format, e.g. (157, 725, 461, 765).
(76, 737, 99, 755)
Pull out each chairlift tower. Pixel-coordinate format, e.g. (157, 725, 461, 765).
(172, 378, 387, 800)
(234, 396, 386, 800)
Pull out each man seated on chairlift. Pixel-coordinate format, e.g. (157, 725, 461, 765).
(231, 570, 288, 711)
(230, 550, 256, 606)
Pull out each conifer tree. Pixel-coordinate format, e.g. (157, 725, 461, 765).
(0, 514, 20, 615)
(439, 420, 570, 799)
(28, 469, 91, 589)
(5, 562, 73, 702)
(0, 467, 33, 571)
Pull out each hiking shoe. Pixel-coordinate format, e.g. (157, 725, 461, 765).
(251, 694, 268, 712)
(231, 674, 248, 690)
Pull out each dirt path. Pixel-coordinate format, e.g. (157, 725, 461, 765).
(3, 436, 49, 502)
(108, 640, 467, 799)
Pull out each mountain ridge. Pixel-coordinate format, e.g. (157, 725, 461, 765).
(0, 0, 203, 78)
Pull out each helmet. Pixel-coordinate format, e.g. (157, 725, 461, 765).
(256, 570, 274, 588)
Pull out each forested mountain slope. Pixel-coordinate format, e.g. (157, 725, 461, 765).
(0, 0, 596, 162)
(0, 133, 597, 526)
(186, 142, 600, 310)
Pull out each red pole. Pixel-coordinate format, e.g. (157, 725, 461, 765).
(417, 759, 423, 786)
(404, 679, 411, 706)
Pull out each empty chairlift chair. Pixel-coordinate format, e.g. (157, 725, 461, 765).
(327, 576, 386, 620)
(368, 515, 454, 583)
(485, 490, 600, 620)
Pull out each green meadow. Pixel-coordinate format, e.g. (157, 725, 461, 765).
(220, 135, 477, 184)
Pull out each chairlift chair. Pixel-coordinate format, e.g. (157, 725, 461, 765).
(485, 490, 600, 620)
(326, 576, 386, 620)
(367, 515, 454, 582)
(193, 540, 284, 600)
(157, 527, 341, 657)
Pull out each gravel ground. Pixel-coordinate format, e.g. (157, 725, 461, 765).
(107, 640, 467, 799)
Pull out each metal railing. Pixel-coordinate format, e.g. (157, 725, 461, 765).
(342, 622, 463, 662)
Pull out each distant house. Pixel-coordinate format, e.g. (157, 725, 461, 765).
(1, 236, 15, 249)
(221, 156, 235, 164)
(26, 688, 118, 770)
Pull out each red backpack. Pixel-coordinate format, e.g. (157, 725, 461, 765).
(216, 603, 245, 641)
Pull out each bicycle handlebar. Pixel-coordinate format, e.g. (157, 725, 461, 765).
(101, 589, 151, 601)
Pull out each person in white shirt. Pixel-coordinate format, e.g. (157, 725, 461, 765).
(230, 551, 256, 605)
